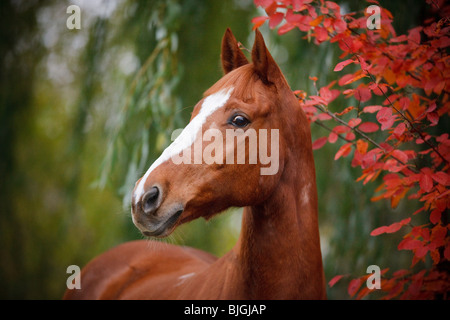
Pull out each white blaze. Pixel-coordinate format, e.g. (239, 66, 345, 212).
(134, 87, 234, 205)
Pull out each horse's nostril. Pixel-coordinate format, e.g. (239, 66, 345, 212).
(142, 186, 160, 215)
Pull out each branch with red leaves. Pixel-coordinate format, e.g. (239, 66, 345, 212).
(252, 0, 450, 299)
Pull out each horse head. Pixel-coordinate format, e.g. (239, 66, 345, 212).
(131, 29, 308, 238)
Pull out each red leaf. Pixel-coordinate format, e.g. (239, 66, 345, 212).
(315, 26, 329, 42)
(319, 86, 332, 102)
(333, 18, 347, 34)
(427, 112, 439, 126)
(415, 245, 429, 259)
(398, 238, 423, 250)
(252, 16, 269, 30)
(376, 107, 395, 131)
(317, 113, 332, 121)
(334, 59, 354, 72)
(391, 149, 408, 164)
(348, 278, 362, 297)
(408, 270, 426, 297)
(333, 125, 350, 134)
(390, 35, 408, 43)
(386, 217, 411, 233)
(408, 26, 422, 44)
(263, 0, 277, 15)
(338, 74, 354, 86)
(430, 250, 440, 265)
(383, 67, 396, 85)
(361, 148, 382, 169)
(424, 76, 442, 96)
(335, 106, 355, 116)
(312, 137, 328, 150)
(318, 85, 340, 104)
(436, 199, 446, 212)
(371, 218, 411, 236)
(292, 0, 307, 11)
(358, 122, 379, 133)
(348, 118, 362, 128)
(431, 172, 450, 186)
(325, 1, 340, 11)
(419, 172, 433, 193)
(371, 226, 388, 236)
(431, 224, 446, 247)
(254, 0, 274, 8)
(269, 12, 284, 29)
(436, 133, 449, 143)
(369, 82, 388, 96)
(328, 275, 344, 288)
(278, 22, 295, 35)
(426, 102, 437, 113)
(362, 105, 382, 113)
(356, 139, 368, 154)
(346, 131, 356, 141)
(393, 122, 406, 138)
(430, 209, 442, 224)
(334, 142, 352, 160)
(328, 132, 338, 143)
(354, 87, 372, 102)
(398, 97, 410, 110)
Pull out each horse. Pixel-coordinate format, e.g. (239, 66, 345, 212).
(63, 28, 326, 300)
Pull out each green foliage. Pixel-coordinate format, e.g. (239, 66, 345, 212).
(98, 0, 184, 209)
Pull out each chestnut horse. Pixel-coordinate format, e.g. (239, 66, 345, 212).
(64, 29, 326, 300)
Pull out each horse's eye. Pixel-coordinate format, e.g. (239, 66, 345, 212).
(230, 115, 250, 128)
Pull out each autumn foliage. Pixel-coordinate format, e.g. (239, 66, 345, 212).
(252, 0, 450, 299)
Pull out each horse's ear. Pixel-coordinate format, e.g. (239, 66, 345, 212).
(221, 28, 249, 74)
(251, 29, 281, 85)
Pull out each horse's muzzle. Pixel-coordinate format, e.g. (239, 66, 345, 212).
(132, 185, 184, 237)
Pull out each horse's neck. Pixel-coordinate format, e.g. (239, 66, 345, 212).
(234, 133, 325, 299)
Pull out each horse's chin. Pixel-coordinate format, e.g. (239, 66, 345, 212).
(135, 207, 184, 238)
(135, 202, 227, 238)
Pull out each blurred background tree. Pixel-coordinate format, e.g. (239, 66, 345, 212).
(0, 0, 426, 299)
